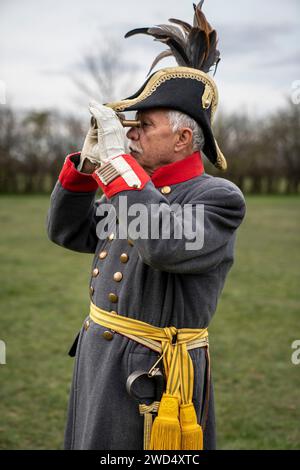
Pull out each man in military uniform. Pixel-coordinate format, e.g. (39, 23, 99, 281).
(47, 2, 246, 450)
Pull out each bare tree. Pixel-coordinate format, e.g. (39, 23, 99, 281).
(267, 101, 300, 194)
(214, 111, 259, 193)
(0, 106, 18, 192)
(72, 36, 138, 105)
(1, 100, 299, 194)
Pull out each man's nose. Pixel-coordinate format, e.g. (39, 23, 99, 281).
(126, 127, 139, 141)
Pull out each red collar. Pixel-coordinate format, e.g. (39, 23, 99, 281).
(151, 151, 204, 188)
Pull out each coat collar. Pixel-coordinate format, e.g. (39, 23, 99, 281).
(151, 151, 204, 188)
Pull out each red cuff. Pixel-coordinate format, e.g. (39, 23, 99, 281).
(92, 154, 150, 198)
(58, 153, 99, 192)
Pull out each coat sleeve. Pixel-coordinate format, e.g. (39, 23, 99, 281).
(109, 178, 246, 274)
(46, 153, 106, 254)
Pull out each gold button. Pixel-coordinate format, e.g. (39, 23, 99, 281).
(108, 233, 115, 241)
(90, 286, 94, 295)
(102, 330, 114, 341)
(99, 251, 108, 260)
(110, 310, 117, 315)
(161, 186, 171, 195)
(113, 272, 123, 282)
(128, 239, 134, 246)
(109, 293, 118, 303)
(120, 253, 129, 263)
(84, 319, 90, 331)
(92, 268, 99, 277)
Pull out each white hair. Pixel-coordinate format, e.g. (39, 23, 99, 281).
(167, 110, 205, 152)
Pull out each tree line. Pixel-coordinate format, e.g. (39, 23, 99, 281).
(0, 101, 299, 194)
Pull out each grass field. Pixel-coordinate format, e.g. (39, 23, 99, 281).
(0, 194, 299, 450)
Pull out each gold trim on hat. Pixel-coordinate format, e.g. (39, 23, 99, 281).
(214, 139, 227, 171)
(106, 66, 219, 121)
(202, 83, 214, 110)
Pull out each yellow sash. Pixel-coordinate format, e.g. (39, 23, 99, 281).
(90, 301, 209, 450)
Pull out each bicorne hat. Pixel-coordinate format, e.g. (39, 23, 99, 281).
(106, 1, 227, 171)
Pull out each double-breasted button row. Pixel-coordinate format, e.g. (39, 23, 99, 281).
(113, 272, 123, 282)
(120, 253, 129, 263)
(95, 232, 132, 304)
(161, 186, 171, 195)
(102, 310, 117, 340)
(102, 330, 114, 341)
(99, 251, 108, 260)
(109, 292, 118, 303)
(85, 317, 114, 341)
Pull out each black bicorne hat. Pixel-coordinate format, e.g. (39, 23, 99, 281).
(106, 1, 227, 171)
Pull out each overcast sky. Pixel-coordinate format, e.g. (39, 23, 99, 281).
(0, 0, 299, 117)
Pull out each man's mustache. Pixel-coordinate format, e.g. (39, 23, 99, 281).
(129, 142, 143, 154)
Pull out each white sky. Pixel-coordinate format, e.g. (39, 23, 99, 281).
(0, 0, 299, 117)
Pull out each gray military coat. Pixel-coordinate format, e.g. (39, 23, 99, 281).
(47, 152, 246, 450)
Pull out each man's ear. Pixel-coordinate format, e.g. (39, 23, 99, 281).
(174, 128, 193, 152)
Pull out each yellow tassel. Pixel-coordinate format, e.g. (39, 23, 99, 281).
(180, 403, 203, 450)
(149, 393, 181, 450)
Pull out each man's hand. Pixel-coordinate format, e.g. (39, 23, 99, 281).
(77, 121, 100, 172)
(78, 102, 127, 172)
(88, 101, 143, 190)
(89, 101, 126, 163)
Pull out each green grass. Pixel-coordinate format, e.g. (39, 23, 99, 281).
(0, 195, 299, 449)
(210, 195, 300, 449)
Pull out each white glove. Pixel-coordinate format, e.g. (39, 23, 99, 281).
(89, 101, 141, 189)
(77, 121, 100, 172)
(89, 100, 126, 163)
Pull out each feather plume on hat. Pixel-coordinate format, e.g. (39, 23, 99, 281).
(125, 0, 220, 76)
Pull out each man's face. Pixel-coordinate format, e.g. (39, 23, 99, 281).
(126, 108, 179, 175)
